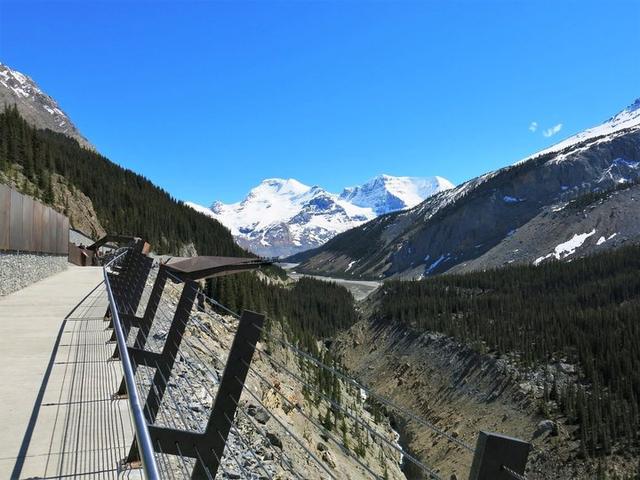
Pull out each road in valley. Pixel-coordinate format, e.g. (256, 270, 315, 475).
(278, 263, 381, 301)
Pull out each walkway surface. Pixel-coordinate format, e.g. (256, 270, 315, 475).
(0, 266, 137, 479)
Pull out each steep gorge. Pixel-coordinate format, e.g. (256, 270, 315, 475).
(333, 318, 637, 479)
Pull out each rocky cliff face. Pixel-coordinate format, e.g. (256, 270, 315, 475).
(151, 277, 407, 480)
(293, 99, 640, 279)
(0, 63, 93, 150)
(333, 318, 638, 479)
(450, 181, 640, 273)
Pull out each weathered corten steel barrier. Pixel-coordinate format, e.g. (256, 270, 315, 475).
(0, 183, 69, 255)
(103, 237, 270, 479)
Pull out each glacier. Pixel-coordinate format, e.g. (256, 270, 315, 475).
(186, 174, 453, 257)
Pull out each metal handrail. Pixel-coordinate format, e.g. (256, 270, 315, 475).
(103, 250, 161, 480)
(101, 245, 530, 480)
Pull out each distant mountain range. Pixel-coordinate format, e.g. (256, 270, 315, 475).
(187, 175, 453, 257)
(290, 98, 640, 278)
(4, 62, 638, 279)
(0, 63, 93, 150)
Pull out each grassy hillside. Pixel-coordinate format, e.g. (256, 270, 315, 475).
(0, 105, 244, 256)
(373, 245, 640, 459)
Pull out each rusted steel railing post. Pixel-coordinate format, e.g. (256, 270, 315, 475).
(468, 431, 530, 480)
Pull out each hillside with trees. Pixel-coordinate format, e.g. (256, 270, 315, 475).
(373, 245, 640, 460)
(0, 105, 243, 256)
(207, 273, 358, 352)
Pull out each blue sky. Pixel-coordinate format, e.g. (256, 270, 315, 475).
(1, 0, 639, 205)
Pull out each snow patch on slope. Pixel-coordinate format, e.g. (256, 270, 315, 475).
(426, 253, 449, 274)
(596, 233, 617, 246)
(534, 229, 596, 265)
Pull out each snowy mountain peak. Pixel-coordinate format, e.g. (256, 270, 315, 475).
(254, 178, 310, 194)
(0, 63, 44, 99)
(607, 98, 640, 125)
(0, 63, 93, 150)
(189, 174, 453, 257)
(340, 174, 454, 215)
(517, 97, 640, 166)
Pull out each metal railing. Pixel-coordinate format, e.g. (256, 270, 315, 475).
(103, 239, 532, 480)
(103, 249, 161, 479)
(103, 242, 270, 479)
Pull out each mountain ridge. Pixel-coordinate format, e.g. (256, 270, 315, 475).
(187, 174, 453, 257)
(0, 66, 246, 258)
(291, 98, 640, 278)
(0, 63, 93, 150)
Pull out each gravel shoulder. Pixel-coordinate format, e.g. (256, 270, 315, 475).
(0, 252, 68, 296)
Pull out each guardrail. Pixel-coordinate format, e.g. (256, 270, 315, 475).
(103, 238, 531, 479)
(104, 249, 161, 479)
(103, 241, 269, 478)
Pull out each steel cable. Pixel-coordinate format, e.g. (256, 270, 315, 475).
(232, 374, 338, 480)
(163, 271, 474, 453)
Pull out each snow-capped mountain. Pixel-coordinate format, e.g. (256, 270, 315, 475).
(340, 175, 454, 215)
(0, 63, 93, 150)
(518, 97, 640, 165)
(186, 175, 452, 257)
(292, 98, 640, 279)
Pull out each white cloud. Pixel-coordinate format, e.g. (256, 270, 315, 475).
(543, 123, 563, 137)
(528, 121, 538, 132)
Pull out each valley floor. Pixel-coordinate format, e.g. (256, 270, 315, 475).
(279, 263, 381, 301)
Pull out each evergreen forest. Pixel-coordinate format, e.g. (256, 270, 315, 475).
(376, 245, 640, 458)
(0, 106, 243, 256)
(206, 274, 358, 352)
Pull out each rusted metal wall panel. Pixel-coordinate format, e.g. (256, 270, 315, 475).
(68, 242, 92, 265)
(21, 195, 34, 252)
(32, 201, 43, 252)
(0, 183, 69, 254)
(55, 213, 67, 254)
(68, 242, 83, 265)
(51, 212, 59, 255)
(9, 189, 23, 250)
(60, 216, 70, 254)
(52, 212, 60, 255)
(42, 207, 52, 253)
(0, 184, 10, 250)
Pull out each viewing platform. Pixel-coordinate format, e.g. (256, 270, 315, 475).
(0, 266, 136, 479)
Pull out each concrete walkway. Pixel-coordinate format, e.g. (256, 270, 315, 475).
(0, 266, 136, 479)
